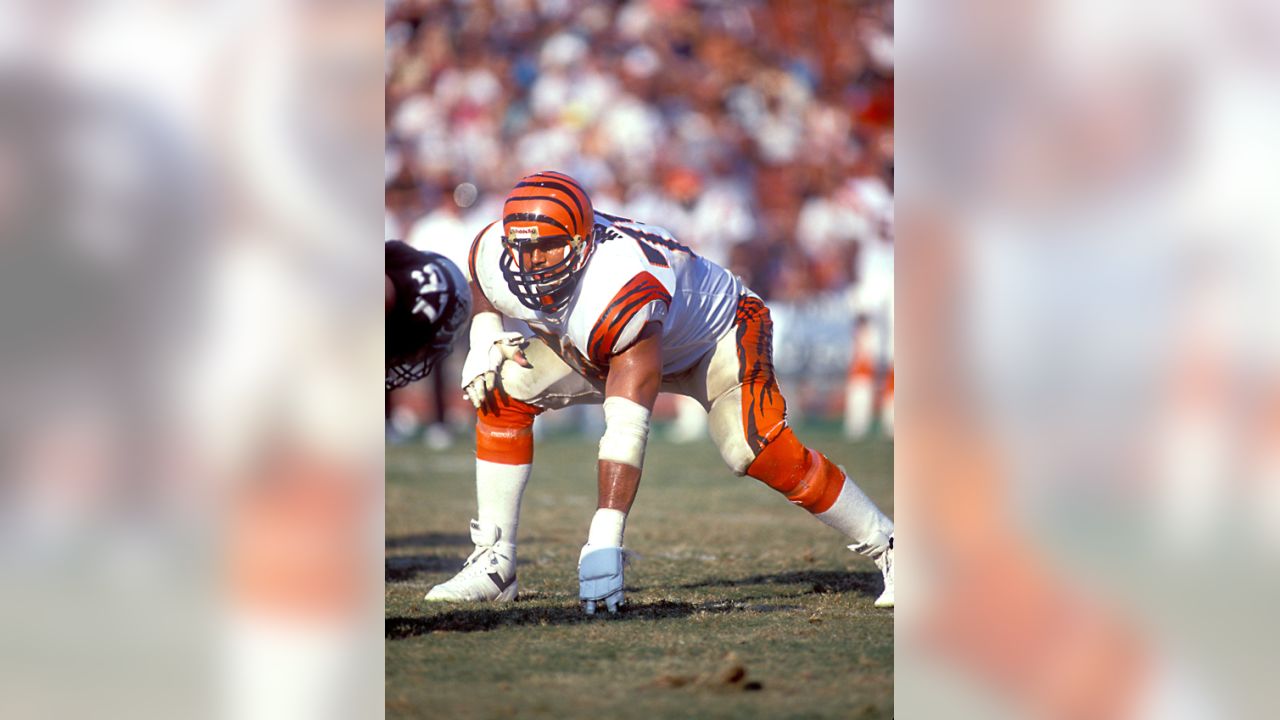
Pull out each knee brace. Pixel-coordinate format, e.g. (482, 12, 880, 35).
(476, 389, 544, 465)
(745, 428, 845, 513)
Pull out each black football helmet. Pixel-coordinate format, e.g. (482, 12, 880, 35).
(385, 240, 471, 390)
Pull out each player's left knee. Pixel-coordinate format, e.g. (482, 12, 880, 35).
(709, 401, 757, 475)
(745, 428, 845, 513)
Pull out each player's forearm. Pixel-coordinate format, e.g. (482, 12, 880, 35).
(468, 310, 504, 350)
(596, 365, 658, 513)
(460, 279, 533, 409)
(466, 280, 504, 352)
(596, 459, 641, 512)
(591, 396, 651, 545)
(596, 395, 652, 499)
(589, 322, 662, 542)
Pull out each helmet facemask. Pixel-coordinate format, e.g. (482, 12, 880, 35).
(498, 170, 596, 312)
(499, 224, 591, 312)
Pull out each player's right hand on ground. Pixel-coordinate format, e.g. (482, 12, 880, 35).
(578, 545, 626, 615)
(461, 332, 532, 408)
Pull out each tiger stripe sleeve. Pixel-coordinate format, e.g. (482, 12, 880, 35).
(587, 272, 671, 366)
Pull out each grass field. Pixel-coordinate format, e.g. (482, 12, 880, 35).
(386, 423, 893, 719)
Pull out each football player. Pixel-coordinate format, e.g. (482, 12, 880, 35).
(385, 240, 471, 391)
(426, 172, 894, 612)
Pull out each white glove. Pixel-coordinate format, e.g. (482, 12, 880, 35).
(461, 313, 532, 409)
(578, 545, 625, 615)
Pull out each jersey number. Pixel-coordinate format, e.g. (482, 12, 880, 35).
(597, 212, 697, 268)
(621, 228, 695, 268)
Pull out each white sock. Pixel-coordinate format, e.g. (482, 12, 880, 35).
(586, 508, 627, 547)
(844, 381, 874, 439)
(475, 459, 531, 546)
(815, 476, 894, 556)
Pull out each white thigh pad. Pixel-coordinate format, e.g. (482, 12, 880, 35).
(708, 386, 757, 475)
(498, 338, 603, 409)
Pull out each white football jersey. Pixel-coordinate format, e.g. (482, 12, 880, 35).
(470, 212, 745, 378)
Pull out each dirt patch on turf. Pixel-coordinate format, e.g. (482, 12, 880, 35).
(651, 652, 764, 692)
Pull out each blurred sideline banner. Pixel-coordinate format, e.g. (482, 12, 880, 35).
(898, 0, 1280, 718)
(0, 1, 384, 719)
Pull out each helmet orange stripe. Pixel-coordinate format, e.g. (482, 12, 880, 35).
(504, 190, 579, 229)
(539, 174, 592, 224)
(537, 170, 587, 195)
(500, 170, 596, 313)
(516, 177, 589, 227)
(513, 178, 584, 214)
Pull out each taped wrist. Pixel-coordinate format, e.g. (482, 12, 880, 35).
(587, 508, 627, 547)
(598, 396, 651, 469)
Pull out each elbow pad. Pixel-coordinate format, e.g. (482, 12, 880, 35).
(597, 396, 651, 469)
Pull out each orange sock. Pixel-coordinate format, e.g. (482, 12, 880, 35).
(476, 390, 543, 465)
(744, 427, 845, 513)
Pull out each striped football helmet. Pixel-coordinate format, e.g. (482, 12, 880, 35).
(499, 171, 595, 312)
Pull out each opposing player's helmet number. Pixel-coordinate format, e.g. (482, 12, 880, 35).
(500, 171, 595, 312)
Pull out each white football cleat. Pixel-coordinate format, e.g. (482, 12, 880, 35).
(849, 534, 893, 608)
(425, 520, 518, 602)
(872, 536, 894, 608)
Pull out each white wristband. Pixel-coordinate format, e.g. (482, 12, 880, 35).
(587, 508, 627, 547)
(598, 396, 651, 469)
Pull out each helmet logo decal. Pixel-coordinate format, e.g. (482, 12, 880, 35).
(508, 225, 540, 243)
(409, 264, 448, 322)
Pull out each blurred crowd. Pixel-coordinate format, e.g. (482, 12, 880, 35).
(384, 0, 893, 304)
(384, 0, 896, 439)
